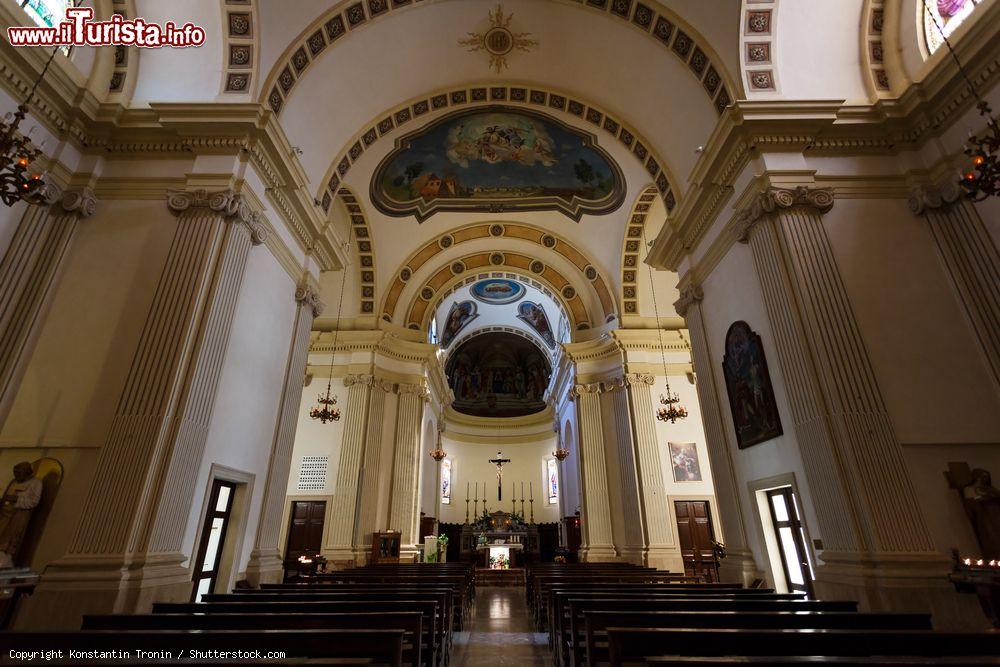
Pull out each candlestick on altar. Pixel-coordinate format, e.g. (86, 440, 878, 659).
(529, 497, 534, 524)
(511, 482, 516, 514)
(530, 481, 533, 501)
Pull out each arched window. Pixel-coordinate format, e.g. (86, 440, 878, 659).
(440, 458, 452, 505)
(546, 458, 558, 505)
(15, 0, 74, 29)
(924, 0, 983, 54)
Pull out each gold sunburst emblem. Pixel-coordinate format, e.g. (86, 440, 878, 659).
(459, 4, 538, 73)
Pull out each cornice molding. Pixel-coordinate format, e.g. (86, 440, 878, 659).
(907, 180, 963, 216)
(294, 284, 325, 318)
(673, 283, 704, 318)
(735, 186, 835, 243)
(167, 188, 268, 245)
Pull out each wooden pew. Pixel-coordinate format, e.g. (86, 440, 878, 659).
(582, 611, 932, 667)
(1, 629, 405, 666)
(531, 574, 711, 624)
(82, 612, 424, 667)
(154, 600, 442, 667)
(641, 658, 1000, 666)
(604, 628, 1000, 667)
(553, 597, 856, 667)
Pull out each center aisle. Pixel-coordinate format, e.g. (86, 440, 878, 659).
(451, 586, 550, 666)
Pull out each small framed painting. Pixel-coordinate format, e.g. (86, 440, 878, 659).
(669, 442, 702, 482)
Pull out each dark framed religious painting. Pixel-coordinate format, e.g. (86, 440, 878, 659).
(440, 300, 478, 348)
(721, 321, 783, 449)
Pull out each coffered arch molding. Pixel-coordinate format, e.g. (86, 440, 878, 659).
(620, 183, 660, 316)
(380, 222, 616, 325)
(318, 83, 681, 214)
(259, 0, 739, 120)
(406, 257, 591, 333)
(334, 186, 378, 316)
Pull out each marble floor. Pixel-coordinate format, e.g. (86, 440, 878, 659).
(451, 586, 550, 666)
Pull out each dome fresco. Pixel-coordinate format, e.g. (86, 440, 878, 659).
(372, 106, 626, 222)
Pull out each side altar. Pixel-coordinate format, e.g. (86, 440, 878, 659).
(460, 510, 538, 568)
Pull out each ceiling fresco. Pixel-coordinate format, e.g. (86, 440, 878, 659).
(371, 106, 626, 222)
(470, 278, 526, 305)
(446, 331, 551, 418)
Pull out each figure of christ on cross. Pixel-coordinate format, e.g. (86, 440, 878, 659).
(489, 450, 511, 501)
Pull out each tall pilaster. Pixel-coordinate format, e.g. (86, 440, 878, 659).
(325, 373, 375, 564)
(675, 284, 759, 584)
(388, 382, 429, 560)
(245, 284, 324, 585)
(0, 186, 97, 427)
(622, 372, 682, 571)
(354, 376, 392, 561)
(604, 376, 645, 563)
(909, 182, 1000, 390)
(737, 186, 941, 601)
(572, 383, 617, 560)
(37, 189, 266, 620)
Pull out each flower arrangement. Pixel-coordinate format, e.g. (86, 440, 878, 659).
(554, 555, 567, 564)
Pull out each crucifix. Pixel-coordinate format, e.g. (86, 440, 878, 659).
(489, 450, 511, 501)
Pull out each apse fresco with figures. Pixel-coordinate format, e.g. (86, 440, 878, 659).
(372, 107, 625, 221)
(446, 332, 551, 418)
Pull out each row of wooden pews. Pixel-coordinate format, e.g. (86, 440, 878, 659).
(1, 562, 475, 667)
(528, 562, 1000, 667)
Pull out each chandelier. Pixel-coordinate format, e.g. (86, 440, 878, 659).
(643, 227, 688, 424)
(0, 48, 58, 207)
(429, 425, 447, 461)
(923, 0, 999, 200)
(552, 447, 570, 461)
(310, 268, 347, 424)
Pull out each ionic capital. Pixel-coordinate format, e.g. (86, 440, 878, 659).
(58, 187, 98, 218)
(907, 181, 963, 216)
(24, 181, 62, 207)
(624, 372, 656, 387)
(343, 372, 392, 392)
(397, 382, 431, 400)
(167, 188, 268, 245)
(673, 283, 704, 318)
(570, 382, 603, 401)
(736, 186, 835, 243)
(295, 284, 325, 318)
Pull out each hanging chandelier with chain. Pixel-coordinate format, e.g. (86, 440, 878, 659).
(0, 47, 58, 207)
(923, 0, 1000, 201)
(309, 271, 347, 424)
(643, 226, 688, 424)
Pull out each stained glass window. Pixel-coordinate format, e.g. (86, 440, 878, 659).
(16, 0, 74, 29)
(546, 458, 558, 505)
(441, 458, 452, 505)
(924, 0, 982, 54)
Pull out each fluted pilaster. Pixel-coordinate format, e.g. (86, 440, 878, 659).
(909, 182, 1000, 390)
(388, 383, 429, 557)
(354, 377, 392, 559)
(738, 187, 934, 558)
(676, 283, 760, 583)
(572, 383, 616, 560)
(604, 376, 645, 561)
(0, 187, 97, 427)
(325, 373, 376, 562)
(245, 284, 323, 584)
(66, 189, 264, 574)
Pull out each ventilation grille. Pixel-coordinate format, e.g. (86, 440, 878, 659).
(297, 456, 328, 491)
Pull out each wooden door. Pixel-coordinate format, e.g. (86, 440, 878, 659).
(285, 500, 326, 563)
(674, 500, 717, 582)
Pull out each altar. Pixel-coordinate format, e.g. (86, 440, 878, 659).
(460, 510, 538, 568)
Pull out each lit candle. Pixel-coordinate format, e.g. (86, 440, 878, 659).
(474, 482, 478, 501)
(530, 482, 533, 500)
(521, 481, 524, 499)
(467, 481, 470, 500)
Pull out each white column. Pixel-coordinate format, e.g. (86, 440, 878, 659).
(354, 377, 392, 561)
(623, 372, 683, 571)
(605, 376, 645, 563)
(388, 382, 429, 560)
(675, 284, 760, 584)
(737, 186, 943, 604)
(0, 186, 97, 427)
(43, 189, 266, 615)
(325, 373, 375, 564)
(245, 284, 323, 585)
(909, 183, 1000, 390)
(572, 383, 617, 560)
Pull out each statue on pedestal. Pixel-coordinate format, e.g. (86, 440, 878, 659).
(0, 462, 43, 569)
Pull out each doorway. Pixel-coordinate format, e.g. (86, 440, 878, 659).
(765, 486, 814, 597)
(285, 500, 326, 563)
(674, 500, 717, 582)
(192, 479, 236, 602)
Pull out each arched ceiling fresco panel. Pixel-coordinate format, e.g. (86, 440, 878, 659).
(380, 222, 615, 326)
(370, 106, 626, 222)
